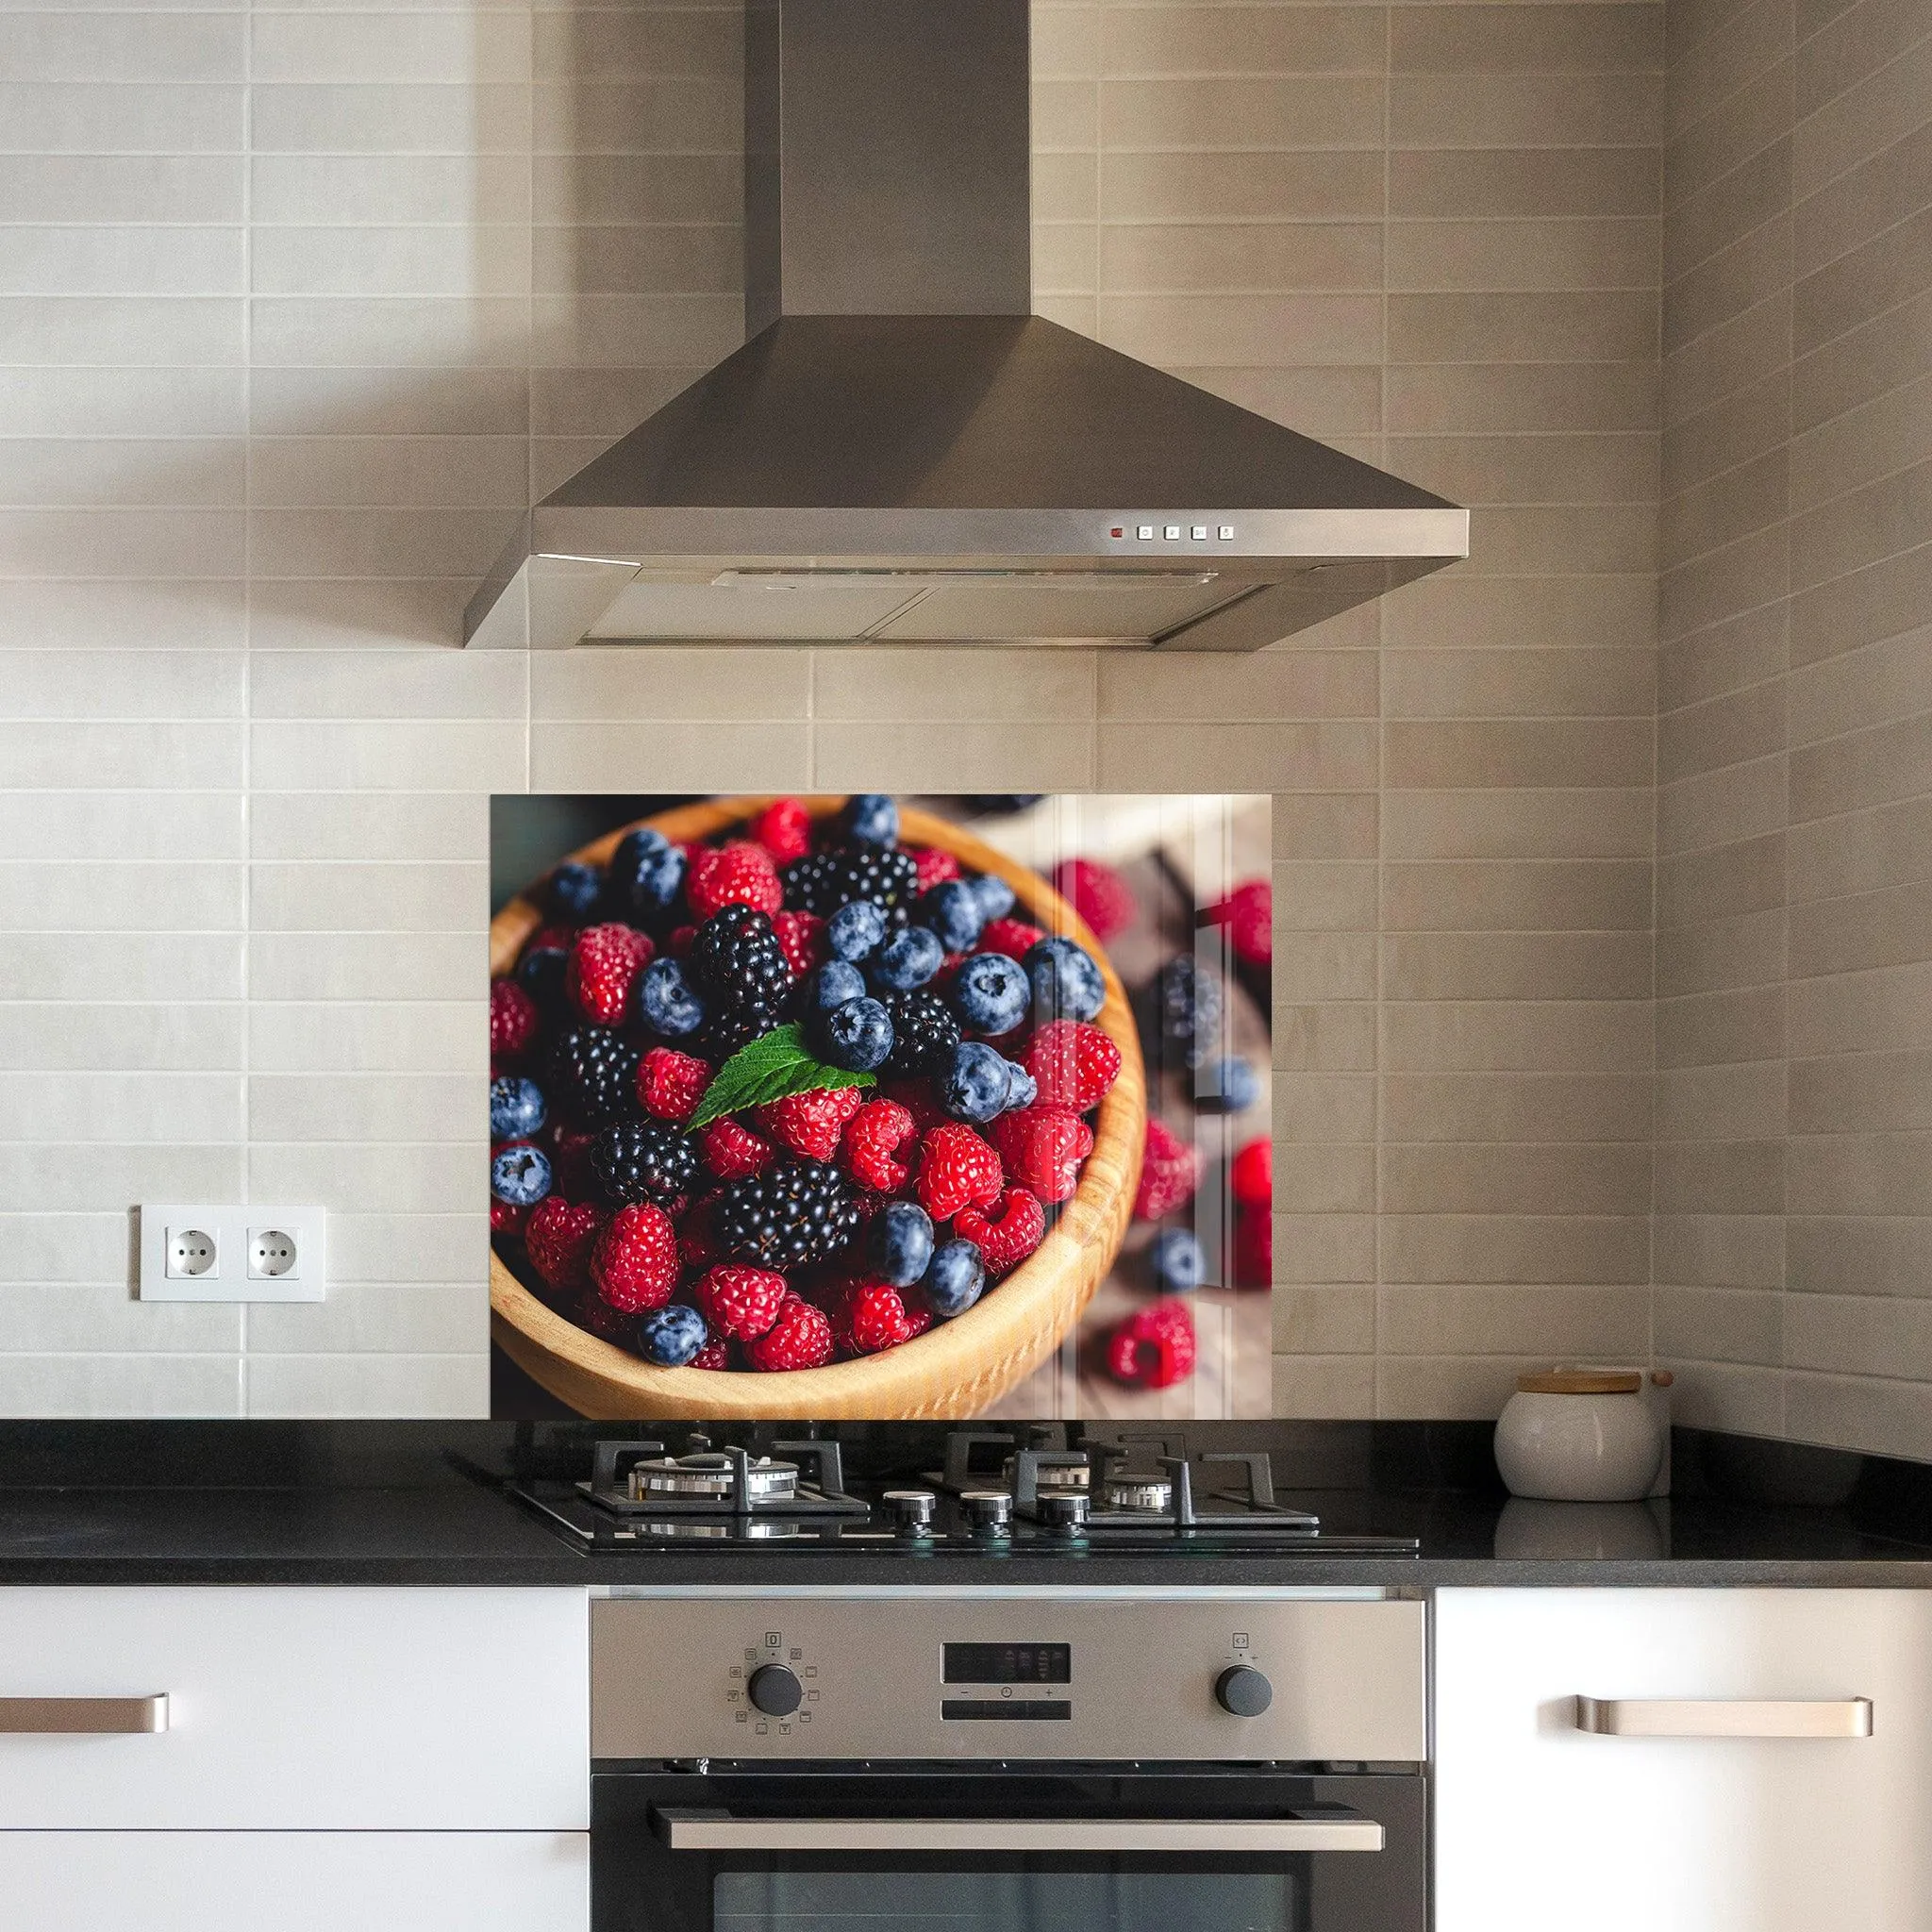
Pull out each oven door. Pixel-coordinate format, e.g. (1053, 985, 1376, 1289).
(591, 1764, 1425, 1932)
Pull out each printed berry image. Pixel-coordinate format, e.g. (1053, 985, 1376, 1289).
(488, 791, 1268, 1414)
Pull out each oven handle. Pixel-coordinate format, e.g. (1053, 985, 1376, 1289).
(652, 1807, 1384, 1854)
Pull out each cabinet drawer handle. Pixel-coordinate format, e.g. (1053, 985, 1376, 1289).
(0, 1696, 169, 1735)
(1574, 1697, 1872, 1740)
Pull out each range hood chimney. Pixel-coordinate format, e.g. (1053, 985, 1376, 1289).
(464, 0, 1468, 653)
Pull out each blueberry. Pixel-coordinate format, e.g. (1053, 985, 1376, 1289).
(1003, 1063, 1038, 1111)
(952, 951, 1029, 1035)
(807, 960, 868, 1012)
(607, 826, 686, 923)
(517, 941, 569, 1010)
(871, 924, 943, 991)
(843, 793, 899, 847)
(637, 956, 707, 1038)
(921, 879, 984, 953)
(826, 897, 887, 962)
(1147, 1227, 1208, 1294)
(490, 1074, 547, 1141)
(491, 1141, 553, 1208)
(1198, 1055, 1259, 1113)
(941, 1041, 1020, 1123)
(547, 860, 603, 922)
(818, 994, 894, 1073)
(870, 1201, 935, 1289)
(969, 871, 1016, 922)
(637, 1303, 708, 1367)
(1024, 936, 1106, 1025)
(923, 1238, 987, 1319)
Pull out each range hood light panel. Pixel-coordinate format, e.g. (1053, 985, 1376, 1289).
(466, 0, 1466, 654)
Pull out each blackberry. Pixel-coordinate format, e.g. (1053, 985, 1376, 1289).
(713, 1158, 861, 1270)
(1148, 954, 1224, 1071)
(880, 988, 960, 1078)
(591, 1118, 701, 1208)
(691, 906, 791, 1004)
(549, 1024, 641, 1126)
(782, 845, 922, 923)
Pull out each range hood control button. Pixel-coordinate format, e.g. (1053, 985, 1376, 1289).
(1215, 1666, 1274, 1718)
(747, 1665, 804, 1717)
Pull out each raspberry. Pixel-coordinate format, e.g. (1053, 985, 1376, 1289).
(677, 1193, 722, 1269)
(903, 1301, 933, 1340)
(1234, 1205, 1272, 1288)
(690, 1338, 731, 1371)
(911, 846, 961, 892)
(525, 1198, 608, 1294)
(590, 1203, 679, 1313)
(751, 797, 812, 864)
(550, 1124, 598, 1197)
(575, 1290, 632, 1344)
(491, 977, 538, 1058)
(1107, 1297, 1196, 1389)
(880, 1078, 949, 1136)
(688, 841, 784, 920)
(915, 1123, 1005, 1222)
(491, 1195, 529, 1237)
(1024, 1019, 1123, 1112)
(1230, 1137, 1273, 1209)
(954, 1186, 1046, 1275)
(758, 1084, 865, 1162)
(772, 909, 827, 976)
(1208, 876, 1273, 968)
(1135, 1117, 1200, 1220)
(979, 916, 1046, 958)
(698, 1116, 773, 1183)
(1052, 858, 1137, 941)
(989, 1106, 1092, 1205)
(746, 1294, 835, 1371)
(693, 1263, 789, 1340)
(567, 924, 654, 1025)
(846, 1278, 916, 1353)
(841, 1098, 917, 1191)
(636, 1046, 710, 1123)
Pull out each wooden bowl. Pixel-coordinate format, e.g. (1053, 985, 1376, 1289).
(489, 798, 1146, 1419)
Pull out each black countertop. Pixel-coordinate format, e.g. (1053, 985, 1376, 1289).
(0, 1423, 1925, 1588)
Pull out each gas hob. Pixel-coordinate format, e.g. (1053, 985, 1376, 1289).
(508, 1428, 1421, 1557)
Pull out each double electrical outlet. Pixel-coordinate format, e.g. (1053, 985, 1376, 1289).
(138, 1206, 326, 1303)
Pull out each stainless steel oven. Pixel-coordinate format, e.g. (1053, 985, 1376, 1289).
(590, 1590, 1428, 1932)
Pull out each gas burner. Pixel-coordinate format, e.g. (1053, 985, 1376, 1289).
(1100, 1470, 1173, 1513)
(576, 1439, 869, 1520)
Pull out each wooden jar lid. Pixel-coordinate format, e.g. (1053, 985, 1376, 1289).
(1516, 1369, 1643, 1395)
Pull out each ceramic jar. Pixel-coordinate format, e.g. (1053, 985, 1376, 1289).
(1493, 1369, 1665, 1503)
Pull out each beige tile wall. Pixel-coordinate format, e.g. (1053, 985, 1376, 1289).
(1657, 0, 1932, 1458)
(21, 0, 1917, 1448)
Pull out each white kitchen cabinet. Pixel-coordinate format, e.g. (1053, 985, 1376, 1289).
(0, 1588, 588, 1829)
(1435, 1589, 1932, 1932)
(0, 1829, 588, 1931)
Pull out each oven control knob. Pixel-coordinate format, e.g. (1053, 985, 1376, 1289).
(1215, 1666, 1274, 1718)
(885, 1489, 937, 1537)
(962, 1491, 1013, 1536)
(747, 1664, 804, 1717)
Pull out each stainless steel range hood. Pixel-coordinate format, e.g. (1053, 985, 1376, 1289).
(465, 0, 1468, 653)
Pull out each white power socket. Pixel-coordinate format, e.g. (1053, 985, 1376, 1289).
(140, 1206, 326, 1303)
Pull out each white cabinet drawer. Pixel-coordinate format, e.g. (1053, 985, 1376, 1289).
(1436, 1589, 1932, 1932)
(0, 1588, 587, 1829)
(0, 1830, 588, 1932)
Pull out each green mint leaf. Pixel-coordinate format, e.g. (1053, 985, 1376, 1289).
(686, 1023, 875, 1131)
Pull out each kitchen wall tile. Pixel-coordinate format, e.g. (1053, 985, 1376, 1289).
(0, 1357, 242, 1421)
(528, 721, 809, 791)
(243, 1353, 487, 1419)
(249, 932, 485, 1004)
(1271, 1356, 1376, 1420)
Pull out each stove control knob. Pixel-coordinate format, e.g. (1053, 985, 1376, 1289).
(1215, 1665, 1273, 1719)
(1043, 1492, 1090, 1536)
(747, 1664, 804, 1717)
(885, 1489, 937, 1537)
(962, 1490, 1013, 1536)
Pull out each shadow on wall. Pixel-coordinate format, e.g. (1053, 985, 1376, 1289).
(61, 1, 749, 653)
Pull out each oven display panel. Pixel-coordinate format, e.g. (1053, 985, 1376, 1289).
(943, 1643, 1072, 1685)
